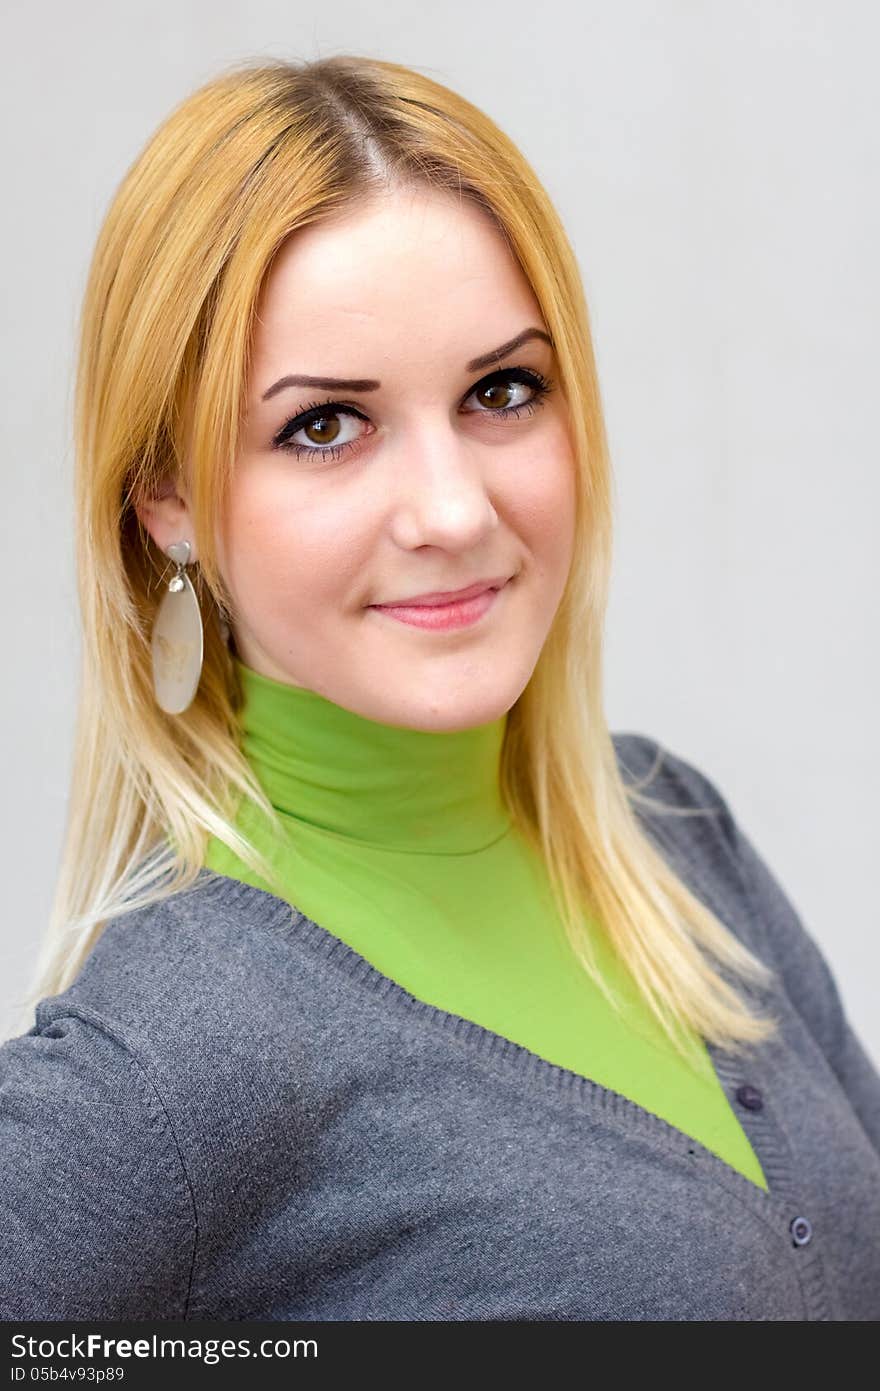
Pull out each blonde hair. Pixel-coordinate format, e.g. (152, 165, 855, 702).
(9, 54, 780, 1058)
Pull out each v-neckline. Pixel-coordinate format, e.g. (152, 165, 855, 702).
(189, 868, 805, 1222)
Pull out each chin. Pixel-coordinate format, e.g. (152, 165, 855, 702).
(378, 674, 523, 733)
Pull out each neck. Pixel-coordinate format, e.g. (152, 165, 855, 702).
(233, 658, 513, 854)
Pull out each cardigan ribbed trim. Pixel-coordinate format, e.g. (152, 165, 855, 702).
(188, 868, 831, 1318)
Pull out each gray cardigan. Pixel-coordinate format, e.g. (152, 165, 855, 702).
(2, 734, 879, 1321)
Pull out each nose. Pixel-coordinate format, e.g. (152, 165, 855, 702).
(385, 417, 499, 551)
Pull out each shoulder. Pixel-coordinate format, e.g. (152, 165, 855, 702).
(611, 730, 742, 876)
(27, 873, 296, 1073)
(609, 730, 788, 982)
(612, 729, 732, 818)
(0, 1004, 195, 1318)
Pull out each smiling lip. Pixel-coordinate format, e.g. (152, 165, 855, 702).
(367, 575, 511, 631)
(372, 576, 511, 608)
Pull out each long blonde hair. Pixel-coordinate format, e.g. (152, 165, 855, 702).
(9, 54, 780, 1057)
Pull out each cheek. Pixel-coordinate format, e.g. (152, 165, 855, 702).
(218, 475, 371, 620)
(503, 424, 576, 563)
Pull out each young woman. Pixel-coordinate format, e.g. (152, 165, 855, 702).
(2, 54, 878, 1322)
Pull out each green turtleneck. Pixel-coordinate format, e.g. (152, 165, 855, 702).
(205, 658, 768, 1190)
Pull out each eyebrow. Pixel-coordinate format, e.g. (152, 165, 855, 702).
(260, 326, 554, 402)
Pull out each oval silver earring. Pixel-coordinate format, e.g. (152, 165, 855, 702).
(151, 539, 204, 714)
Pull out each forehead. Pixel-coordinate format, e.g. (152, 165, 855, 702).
(252, 187, 543, 368)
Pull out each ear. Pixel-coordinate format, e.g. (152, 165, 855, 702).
(134, 477, 199, 564)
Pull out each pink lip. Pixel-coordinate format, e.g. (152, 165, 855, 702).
(374, 576, 510, 608)
(370, 579, 509, 631)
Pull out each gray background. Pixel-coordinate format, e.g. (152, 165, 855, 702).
(1, 1, 877, 1062)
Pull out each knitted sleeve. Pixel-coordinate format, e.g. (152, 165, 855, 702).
(655, 739, 880, 1161)
(0, 1005, 195, 1320)
(727, 810, 880, 1158)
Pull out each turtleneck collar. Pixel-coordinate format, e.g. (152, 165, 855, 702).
(232, 658, 513, 854)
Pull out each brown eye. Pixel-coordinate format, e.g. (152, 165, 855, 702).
(474, 381, 520, 410)
(273, 402, 370, 462)
(463, 367, 554, 419)
(302, 415, 343, 446)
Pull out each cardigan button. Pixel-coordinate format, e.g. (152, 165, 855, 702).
(790, 1216, 813, 1246)
(735, 1083, 764, 1111)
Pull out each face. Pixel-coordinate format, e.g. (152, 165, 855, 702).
(144, 185, 577, 732)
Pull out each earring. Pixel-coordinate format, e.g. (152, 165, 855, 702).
(150, 539, 204, 714)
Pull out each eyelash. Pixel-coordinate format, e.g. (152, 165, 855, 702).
(271, 366, 555, 463)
